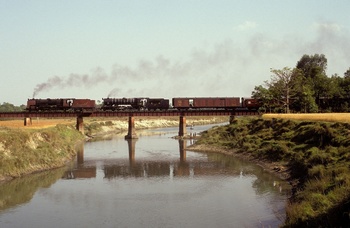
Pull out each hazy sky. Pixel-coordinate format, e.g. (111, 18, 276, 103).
(1, 0, 350, 105)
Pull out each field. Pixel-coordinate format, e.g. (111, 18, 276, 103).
(263, 113, 350, 123)
(0, 118, 75, 129)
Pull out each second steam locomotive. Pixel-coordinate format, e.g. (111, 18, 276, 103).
(26, 97, 259, 112)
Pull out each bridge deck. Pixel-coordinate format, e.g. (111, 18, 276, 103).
(0, 109, 259, 118)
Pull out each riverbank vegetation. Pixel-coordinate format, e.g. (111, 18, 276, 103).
(0, 124, 83, 181)
(194, 117, 350, 227)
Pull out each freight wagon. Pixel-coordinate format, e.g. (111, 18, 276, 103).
(172, 97, 242, 110)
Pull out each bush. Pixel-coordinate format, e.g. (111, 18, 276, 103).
(258, 140, 289, 161)
(292, 123, 335, 148)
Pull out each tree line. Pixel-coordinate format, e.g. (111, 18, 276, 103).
(0, 102, 25, 112)
(252, 54, 350, 113)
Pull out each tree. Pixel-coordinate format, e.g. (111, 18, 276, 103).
(252, 85, 274, 112)
(267, 67, 301, 113)
(291, 79, 318, 113)
(295, 54, 340, 111)
(328, 74, 344, 98)
(344, 68, 350, 79)
(341, 70, 350, 98)
(296, 54, 327, 78)
(0, 102, 25, 112)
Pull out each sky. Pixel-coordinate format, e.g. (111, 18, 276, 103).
(1, 0, 350, 105)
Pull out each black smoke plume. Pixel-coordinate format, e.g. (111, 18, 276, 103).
(32, 21, 350, 98)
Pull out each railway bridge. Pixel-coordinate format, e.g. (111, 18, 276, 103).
(0, 109, 259, 138)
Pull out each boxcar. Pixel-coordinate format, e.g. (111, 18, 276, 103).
(70, 99, 96, 111)
(172, 97, 241, 110)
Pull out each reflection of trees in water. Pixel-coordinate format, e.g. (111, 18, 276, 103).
(251, 172, 290, 196)
(206, 152, 291, 225)
(206, 152, 291, 195)
(0, 167, 66, 211)
(205, 152, 258, 176)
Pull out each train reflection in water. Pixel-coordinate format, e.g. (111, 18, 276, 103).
(62, 139, 257, 180)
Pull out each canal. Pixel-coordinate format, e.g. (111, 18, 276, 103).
(0, 123, 291, 228)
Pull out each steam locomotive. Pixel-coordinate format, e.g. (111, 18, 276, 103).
(26, 98, 96, 112)
(26, 97, 260, 112)
(101, 98, 170, 111)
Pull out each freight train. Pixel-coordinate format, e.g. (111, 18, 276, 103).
(26, 97, 260, 112)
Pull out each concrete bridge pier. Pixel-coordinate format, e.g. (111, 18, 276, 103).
(76, 116, 84, 134)
(24, 117, 32, 126)
(125, 116, 138, 139)
(178, 116, 187, 137)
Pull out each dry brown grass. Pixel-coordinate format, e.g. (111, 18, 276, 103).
(0, 118, 75, 129)
(263, 113, 350, 123)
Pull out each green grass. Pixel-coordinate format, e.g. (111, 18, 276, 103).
(196, 117, 350, 227)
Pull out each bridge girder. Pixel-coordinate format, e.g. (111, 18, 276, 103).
(0, 110, 259, 118)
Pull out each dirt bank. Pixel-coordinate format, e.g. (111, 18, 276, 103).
(0, 124, 84, 182)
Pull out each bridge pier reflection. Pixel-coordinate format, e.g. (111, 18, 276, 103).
(65, 134, 193, 180)
(126, 138, 137, 166)
(63, 143, 97, 179)
(76, 142, 84, 165)
(178, 139, 187, 162)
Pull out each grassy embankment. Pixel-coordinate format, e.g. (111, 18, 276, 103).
(0, 124, 83, 181)
(193, 114, 350, 227)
